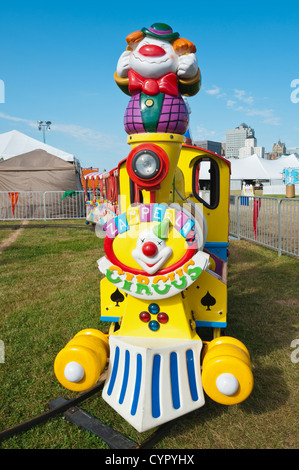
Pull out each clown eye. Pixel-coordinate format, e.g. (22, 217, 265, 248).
(140, 238, 145, 243)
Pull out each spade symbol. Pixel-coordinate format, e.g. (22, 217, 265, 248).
(201, 291, 216, 311)
(110, 288, 124, 307)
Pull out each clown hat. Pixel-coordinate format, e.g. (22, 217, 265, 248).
(141, 23, 179, 41)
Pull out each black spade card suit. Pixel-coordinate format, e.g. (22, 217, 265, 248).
(201, 291, 216, 311)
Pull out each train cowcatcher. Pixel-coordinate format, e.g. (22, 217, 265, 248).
(54, 22, 253, 433)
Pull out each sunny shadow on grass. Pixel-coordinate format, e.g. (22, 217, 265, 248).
(0, 224, 298, 449)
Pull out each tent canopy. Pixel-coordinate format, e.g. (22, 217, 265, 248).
(83, 171, 105, 180)
(228, 154, 299, 182)
(0, 149, 82, 191)
(0, 130, 75, 163)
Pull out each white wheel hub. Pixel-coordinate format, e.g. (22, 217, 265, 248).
(64, 361, 85, 383)
(216, 373, 239, 396)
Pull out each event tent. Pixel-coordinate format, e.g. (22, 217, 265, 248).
(0, 149, 83, 218)
(0, 149, 82, 191)
(228, 154, 299, 189)
(0, 130, 76, 163)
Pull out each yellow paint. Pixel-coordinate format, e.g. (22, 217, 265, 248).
(177, 146, 230, 243)
(118, 160, 131, 213)
(114, 292, 199, 340)
(100, 277, 126, 321)
(127, 133, 185, 204)
(184, 269, 227, 325)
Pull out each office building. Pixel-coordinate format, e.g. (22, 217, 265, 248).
(225, 123, 255, 158)
(239, 135, 265, 159)
(194, 140, 222, 155)
(269, 139, 286, 160)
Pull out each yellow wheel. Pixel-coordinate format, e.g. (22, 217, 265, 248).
(201, 339, 253, 405)
(54, 329, 109, 392)
(74, 329, 109, 355)
(202, 336, 251, 361)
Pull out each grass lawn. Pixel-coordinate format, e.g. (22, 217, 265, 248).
(0, 221, 298, 449)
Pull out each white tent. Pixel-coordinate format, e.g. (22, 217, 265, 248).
(228, 154, 299, 191)
(0, 130, 75, 163)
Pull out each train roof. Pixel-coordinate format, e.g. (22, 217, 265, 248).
(182, 144, 231, 172)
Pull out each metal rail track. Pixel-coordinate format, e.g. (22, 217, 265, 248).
(0, 372, 175, 449)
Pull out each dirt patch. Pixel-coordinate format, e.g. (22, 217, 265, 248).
(0, 220, 29, 254)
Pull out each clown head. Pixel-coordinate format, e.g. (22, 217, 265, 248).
(132, 220, 173, 275)
(116, 22, 199, 82)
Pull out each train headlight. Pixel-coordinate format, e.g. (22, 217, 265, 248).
(127, 143, 169, 189)
(132, 150, 161, 180)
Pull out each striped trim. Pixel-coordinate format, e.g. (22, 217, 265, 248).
(195, 321, 227, 328)
(186, 349, 198, 401)
(107, 346, 120, 396)
(131, 353, 142, 416)
(170, 352, 180, 409)
(152, 355, 161, 418)
(119, 349, 130, 404)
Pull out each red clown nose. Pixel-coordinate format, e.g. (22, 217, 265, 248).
(142, 241, 158, 257)
(139, 45, 166, 57)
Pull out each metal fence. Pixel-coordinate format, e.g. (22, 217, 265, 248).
(230, 195, 299, 257)
(1, 191, 298, 258)
(0, 191, 86, 221)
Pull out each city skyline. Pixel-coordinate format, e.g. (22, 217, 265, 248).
(0, 1, 298, 170)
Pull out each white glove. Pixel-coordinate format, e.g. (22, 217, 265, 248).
(117, 50, 131, 78)
(177, 53, 198, 79)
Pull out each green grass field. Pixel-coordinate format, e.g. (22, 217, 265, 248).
(0, 220, 298, 449)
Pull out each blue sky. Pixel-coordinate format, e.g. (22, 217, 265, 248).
(0, 0, 298, 170)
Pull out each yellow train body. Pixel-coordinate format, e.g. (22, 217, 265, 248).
(105, 137, 230, 338)
(54, 23, 253, 433)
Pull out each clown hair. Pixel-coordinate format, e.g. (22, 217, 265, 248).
(126, 31, 144, 50)
(173, 38, 197, 55)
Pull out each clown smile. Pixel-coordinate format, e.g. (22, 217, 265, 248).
(130, 38, 178, 79)
(131, 228, 173, 275)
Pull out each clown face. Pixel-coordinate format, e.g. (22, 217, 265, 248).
(132, 227, 173, 275)
(129, 37, 179, 79)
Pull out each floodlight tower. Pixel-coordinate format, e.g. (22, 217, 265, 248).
(37, 120, 52, 143)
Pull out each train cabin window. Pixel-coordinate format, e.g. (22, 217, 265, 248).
(192, 157, 219, 209)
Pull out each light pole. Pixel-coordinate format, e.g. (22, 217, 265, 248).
(37, 120, 52, 143)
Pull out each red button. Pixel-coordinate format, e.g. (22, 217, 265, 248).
(157, 312, 169, 324)
(142, 241, 158, 257)
(139, 45, 166, 57)
(139, 311, 151, 322)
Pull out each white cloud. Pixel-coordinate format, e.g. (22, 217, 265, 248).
(245, 108, 280, 125)
(227, 100, 236, 107)
(0, 112, 126, 151)
(206, 86, 221, 95)
(0, 112, 35, 127)
(195, 126, 217, 140)
(234, 89, 254, 105)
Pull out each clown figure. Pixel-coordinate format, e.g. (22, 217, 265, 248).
(114, 23, 201, 135)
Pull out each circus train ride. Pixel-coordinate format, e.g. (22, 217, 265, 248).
(54, 23, 253, 433)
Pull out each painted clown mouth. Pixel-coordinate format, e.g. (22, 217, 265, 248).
(132, 52, 171, 65)
(132, 246, 173, 275)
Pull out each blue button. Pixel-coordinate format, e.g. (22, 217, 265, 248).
(149, 320, 160, 332)
(148, 303, 160, 314)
